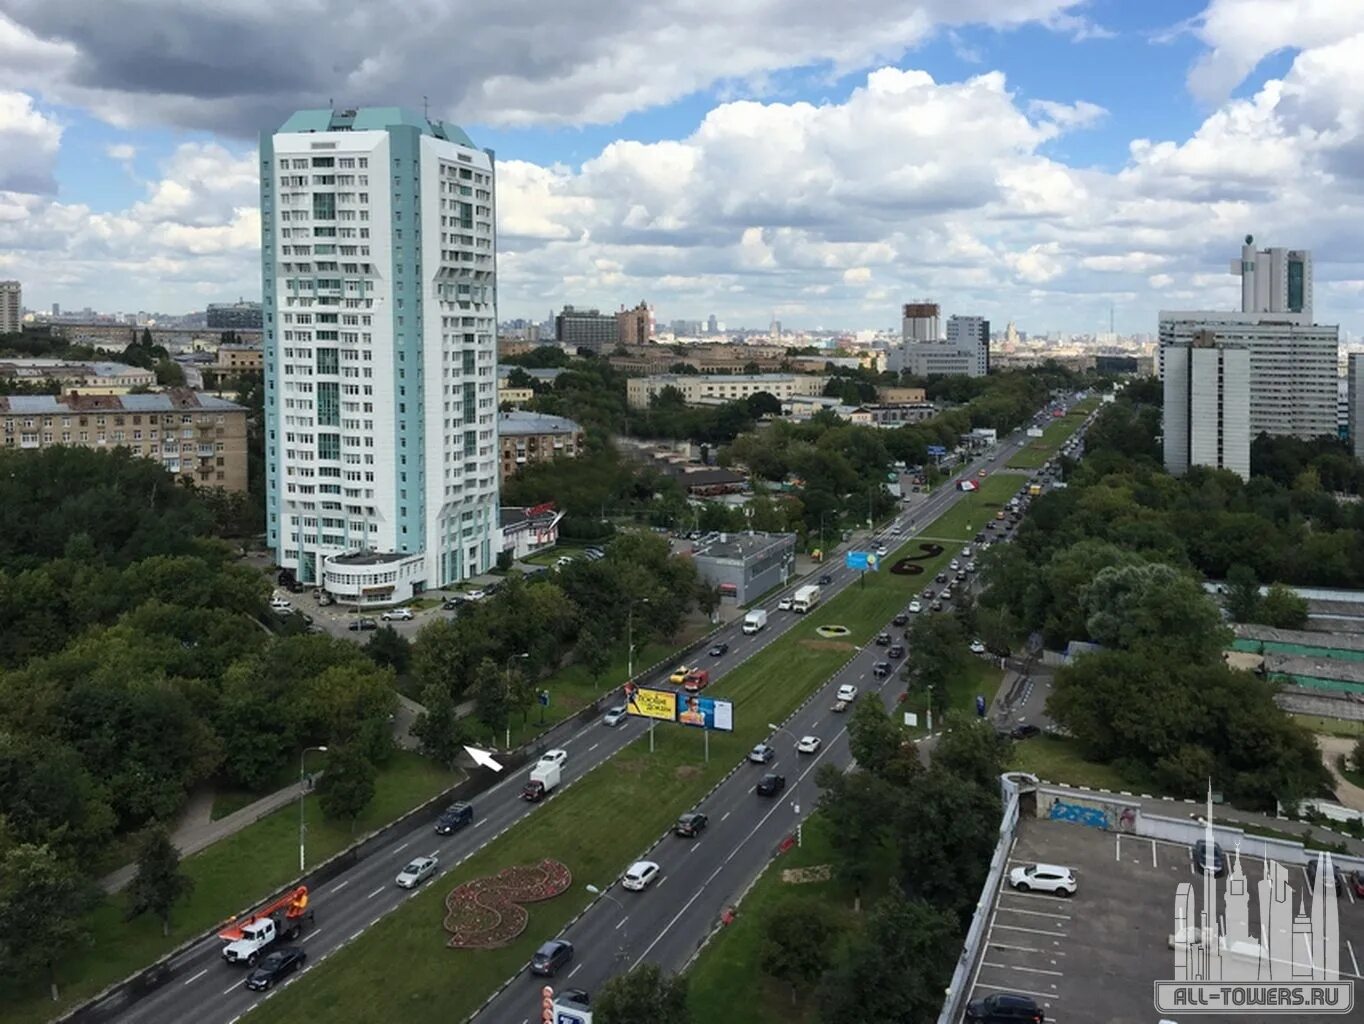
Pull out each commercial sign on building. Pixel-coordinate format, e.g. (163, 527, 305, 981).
(623, 683, 677, 722)
(676, 694, 734, 732)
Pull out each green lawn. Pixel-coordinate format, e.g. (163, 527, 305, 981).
(3, 752, 455, 1024)
(1009, 734, 1156, 792)
(243, 483, 983, 1024)
(915, 473, 1019, 543)
(1292, 714, 1364, 738)
(1006, 412, 1087, 470)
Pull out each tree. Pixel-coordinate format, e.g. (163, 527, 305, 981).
(759, 900, 843, 1001)
(815, 764, 899, 909)
(365, 625, 412, 674)
(1351, 735, 1364, 774)
(410, 683, 468, 773)
(847, 695, 906, 778)
(126, 825, 194, 936)
(1224, 563, 1261, 622)
(574, 621, 614, 690)
(316, 746, 376, 832)
(896, 765, 1002, 917)
(1257, 583, 1308, 629)
(154, 358, 185, 387)
(0, 843, 91, 1001)
(817, 886, 957, 1024)
(932, 713, 1011, 789)
(1081, 562, 1228, 663)
(472, 657, 512, 742)
(595, 963, 689, 1024)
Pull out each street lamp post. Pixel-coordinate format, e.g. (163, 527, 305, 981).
(298, 745, 327, 873)
(585, 883, 629, 957)
(504, 652, 528, 750)
(626, 598, 650, 679)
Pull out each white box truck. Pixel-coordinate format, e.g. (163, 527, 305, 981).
(792, 584, 821, 613)
(522, 763, 561, 802)
(742, 609, 768, 634)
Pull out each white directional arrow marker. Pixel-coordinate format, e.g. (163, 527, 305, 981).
(463, 745, 504, 772)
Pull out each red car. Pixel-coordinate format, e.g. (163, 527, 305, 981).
(683, 669, 710, 693)
(1350, 871, 1364, 899)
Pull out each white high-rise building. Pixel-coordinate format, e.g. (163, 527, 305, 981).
(1160, 236, 1336, 442)
(1162, 331, 1250, 480)
(946, 314, 990, 376)
(261, 107, 500, 605)
(1348, 354, 1364, 461)
(0, 281, 20, 334)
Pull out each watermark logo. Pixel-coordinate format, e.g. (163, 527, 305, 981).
(1154, 790, 1355, 1015)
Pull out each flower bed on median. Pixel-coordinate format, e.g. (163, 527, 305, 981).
(443, 859, 572, 949)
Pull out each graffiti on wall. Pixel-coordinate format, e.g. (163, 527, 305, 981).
(1048, 798, 1110, 829)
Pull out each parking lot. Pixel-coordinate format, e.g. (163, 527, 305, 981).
(964, 818, 1364, 1023)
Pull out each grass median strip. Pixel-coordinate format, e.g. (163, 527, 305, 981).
(2, 752, 455, 1024)
(243, 493, 999, 1024)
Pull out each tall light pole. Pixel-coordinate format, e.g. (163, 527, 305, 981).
(504, 652, 528, 750)
(585, 883, 629, 956)
(626, 598, 650, 679)
(298, 745, 327, 873)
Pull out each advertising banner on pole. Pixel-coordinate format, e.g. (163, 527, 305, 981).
(675, 693, 734, 732)
(845, 551, 880, 571)
(623, 682, 678, 722)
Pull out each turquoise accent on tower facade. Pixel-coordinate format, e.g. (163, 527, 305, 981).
(387, 124, 424, 555)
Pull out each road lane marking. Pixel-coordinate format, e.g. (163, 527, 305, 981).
(329, 879, 350, 894)
(222, 980, 244, 996)
(655, 875, 667, 889)
(982, 961, 1063, 977)
(366, 885, 385, 899)
(395, 840, 410, 853)
(183, 968, 208, 986)
(589, 742, 600, 752)
(688, 840, 703, 853)
(569, 964, 583, 978)
(301, 927, 323, 942)
(994, 924, 1068, 938)
(616, 916, 629, 931)
(971, 982, 1058, 1001)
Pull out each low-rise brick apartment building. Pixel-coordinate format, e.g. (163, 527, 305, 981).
(0, 389, 249, 491)
(498, 411, 585, 483)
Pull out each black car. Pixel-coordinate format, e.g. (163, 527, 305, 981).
(348, 617, 378, 631)
(922, 587, 934, 598)
(818, 574, 833, 585)
(1009, 724, 1040, 740)
(434, 801, 474, 834)
(1306, 857, 1344, 894)
(1192, 839, 1226, 878)
(709, 642, 730, 657)
(755, 773, 786, 797)
(874, 632, 891, 646)
(244, 947, 306, 991)
(674, 811, 709, 837)
(530, 939, 574, 976)
(441, 597, 463, 611)
(974, 532, 986, 543)
(872, 661, 891, 678)
(935, 572, 948, 583)
(892, 612, 909, 626)
(965, 993, 1043, 1023)
(888, 643, 905, 659)
(955, 570, 967, 582)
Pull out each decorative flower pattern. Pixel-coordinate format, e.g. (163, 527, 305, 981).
(443, 859, 573, 949)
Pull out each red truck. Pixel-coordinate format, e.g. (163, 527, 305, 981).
(683, 669, 710, 693)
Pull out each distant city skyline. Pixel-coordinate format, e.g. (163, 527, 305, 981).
(6, 4, 1364, 335)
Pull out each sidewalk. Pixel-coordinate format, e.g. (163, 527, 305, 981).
(1318, 734, 1364, 811)
(101, 781, 311, 895)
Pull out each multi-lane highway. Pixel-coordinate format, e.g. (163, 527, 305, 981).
(467, 418, 1085, 1023)
(110, 405, 1081, 1024)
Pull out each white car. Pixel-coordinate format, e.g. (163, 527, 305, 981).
(601, 705, 627, 727)
(622, 860, 660, 891)
(836, 684, 858, 703)
(464, 588, 487, 601)
(1009, 863, 1077, 896)
(876, 545, 888, 557)
(396, 855, 439, 889)
(538, 749, 569, 769)
(269, 596, 291, 611)
(796, 735, 821, 754)
(970, 640, 986, 654)
(381, 607, 414, 621)
(962, 546, 973, 558)
(949, 559, 960, 570)
(908, 600, 922, 614)
(777, 597, 794, 611)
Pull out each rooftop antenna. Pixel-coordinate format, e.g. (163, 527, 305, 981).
(423, 95, 430, 121)
(328, 97, 333, 110)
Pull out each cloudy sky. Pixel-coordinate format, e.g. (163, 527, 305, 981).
(2, 0, 1364, 336)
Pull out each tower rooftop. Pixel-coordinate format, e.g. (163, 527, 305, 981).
(277, 107, 476, 148)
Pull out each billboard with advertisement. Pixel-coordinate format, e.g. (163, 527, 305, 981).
(675, 693, 733, 732)
(623, 683, 678, 722)
(845, 550, 880, 571)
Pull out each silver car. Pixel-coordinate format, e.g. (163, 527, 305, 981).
(396, 855, 438, 889)
(602, 704, 627, 727)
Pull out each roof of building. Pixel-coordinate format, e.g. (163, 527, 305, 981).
(642, 373, 807, 384)
(692, 531, 796, 562)
(497, 366, 564, 382)
(217, 343, 262, 353)
(0, 359, 151, 378)
(277, 107, 476, 148)
(1231, 622, 1364, 654)
(498, 411, 581, 437)
(0, 389, 246, 414)
(500, 505, 564, 530)
(670, 468, 747, 489)
(327, 550, 412, 566)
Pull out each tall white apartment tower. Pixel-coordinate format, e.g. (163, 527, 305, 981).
(946, 314, 990, 376)
(1162, 331, 1251, 480)
(260, 107, 500, 605)
(0, 281, 20, 334)
(1233, 235, 1312, 320)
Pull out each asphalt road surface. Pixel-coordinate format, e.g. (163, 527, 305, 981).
(114, 406, 1081, 1024)
(468, 423, 1081, 1023)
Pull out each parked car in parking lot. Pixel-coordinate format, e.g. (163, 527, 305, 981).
(348, 617, 378, 631)
(970, 639, 986, 654)
(381, 607, 413, 621)
(1307, 857, 1344, 894)
(1008, 863, 1076, 896)
(1191, 839, 1226, 877)
(965, 992, 1044, 1023)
